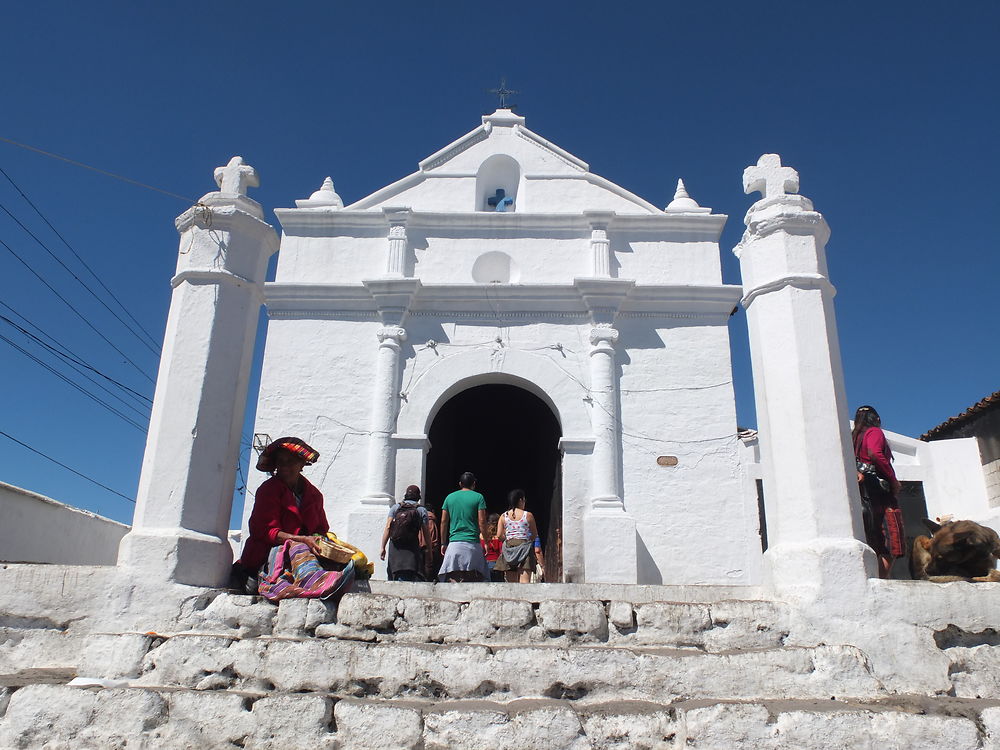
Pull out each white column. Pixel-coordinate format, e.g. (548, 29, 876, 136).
(585, 211, 614, 278)
(118, 157, 278, 587)
(383, 207, 409, 278)
(735, 154, 873, 604)
(583, 325, 637, 583)
(588, 326, 623, 504)
(349, 323, 405, 579)
(364, 325, 406, 501)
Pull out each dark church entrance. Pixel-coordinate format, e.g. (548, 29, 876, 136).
(425, 383, 562, 580)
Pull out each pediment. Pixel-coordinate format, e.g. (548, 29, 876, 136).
(345, 110, 663, 215)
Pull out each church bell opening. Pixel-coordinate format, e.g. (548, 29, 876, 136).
(425, 383, 562, 579)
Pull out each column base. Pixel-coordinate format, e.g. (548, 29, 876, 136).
(584, 507, 637, 583)
(360, 493, 394, 505)
(763, 538, 876, 610)
(348, 503, 391, 580)
(117, 527, 233, 588)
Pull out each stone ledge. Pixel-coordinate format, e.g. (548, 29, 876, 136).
(361, 581, 769, 604)
(2, 685, 998, 750)
(130, 635, 883, 703)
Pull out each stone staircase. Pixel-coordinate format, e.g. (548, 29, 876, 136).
(3, 579, 1000, 748)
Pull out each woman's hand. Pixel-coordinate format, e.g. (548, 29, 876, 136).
(379, 548, 387, 561)
(301, 535, 324, 555)
(277, 531, 322, 554)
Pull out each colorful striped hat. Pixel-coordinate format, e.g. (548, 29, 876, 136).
(256, 436, 320, 472)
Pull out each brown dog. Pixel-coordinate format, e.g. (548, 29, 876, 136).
(910, 518, 1000, 582)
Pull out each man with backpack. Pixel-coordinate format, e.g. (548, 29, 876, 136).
(379, 485, 433, 581)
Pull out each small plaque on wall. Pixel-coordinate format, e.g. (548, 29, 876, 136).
(657, 456, 678, 467)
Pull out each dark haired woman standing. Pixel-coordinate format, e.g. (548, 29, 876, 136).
(495, 489, 542, 583)
(852, 406, 902, 579)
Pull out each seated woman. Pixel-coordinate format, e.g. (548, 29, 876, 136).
(231, 437, 353, 600)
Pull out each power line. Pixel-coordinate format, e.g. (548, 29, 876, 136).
(0, 165, 162, 352)
(0, 135, 197, 204)
(0, 331, 147, 432)
(0, 316, 151, 420)
(0, 186, 160, 356)
(0, 429, 135, 504)
(0, 302, 152, 406)
(0, 199, 161, 357)
(0, 235, 155, 384)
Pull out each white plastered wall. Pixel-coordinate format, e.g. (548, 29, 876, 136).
(242, 316, 380, 541)
(0, 481, 129, 565)
(240, 110, 759, 582)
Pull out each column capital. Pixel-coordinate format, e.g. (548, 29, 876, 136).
(589, 325, 619, 349)
(377, 325, 407, 345)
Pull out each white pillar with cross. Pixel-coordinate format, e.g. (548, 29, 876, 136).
(117, 157, 278, 587)
(735, 153, 873, 605)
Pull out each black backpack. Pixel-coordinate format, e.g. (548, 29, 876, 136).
(389, 503, 422, 544)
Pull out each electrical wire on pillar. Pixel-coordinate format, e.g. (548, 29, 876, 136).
(482, 282, 510, 347)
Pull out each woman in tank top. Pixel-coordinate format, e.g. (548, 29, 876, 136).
(494, 489, 541, 583)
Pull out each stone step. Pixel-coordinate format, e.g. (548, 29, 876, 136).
(1, 684, 998, 750)
(173, 591, 794, 651)
(130, 632, 883, 703)
(8, 628, 996, 706)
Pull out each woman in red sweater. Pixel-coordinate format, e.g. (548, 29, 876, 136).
(852, 406, 902, 579)
(230, 437, 330, 592)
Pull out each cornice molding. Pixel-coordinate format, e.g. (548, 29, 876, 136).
(418, 127, 490, 172)
(514, 125, 588, 171)
(263, 281, 743, 319)
(274, 207, 727, 239)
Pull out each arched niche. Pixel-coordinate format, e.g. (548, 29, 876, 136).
(475, 154, 522, 212)
(472, 251, 519, 283)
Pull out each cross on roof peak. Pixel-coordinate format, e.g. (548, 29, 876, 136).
(488, 78, 519, 109)
(743, 154, 799, 201)
(214, 156, 259, 196)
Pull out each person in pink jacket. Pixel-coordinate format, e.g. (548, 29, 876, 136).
(852, 406, 902, 579)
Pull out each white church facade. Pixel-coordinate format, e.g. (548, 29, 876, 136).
(243, 108, 757, 585)
(112, 108, 994, 593)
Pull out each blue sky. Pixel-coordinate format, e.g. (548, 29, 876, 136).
(0, 2, 997, 526)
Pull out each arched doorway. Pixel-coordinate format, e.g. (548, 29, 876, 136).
(425, 383, 562, 578)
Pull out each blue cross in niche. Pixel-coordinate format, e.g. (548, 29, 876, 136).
(487, 188, 514, 212)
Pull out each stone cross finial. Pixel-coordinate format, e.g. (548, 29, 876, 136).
(743, 154, 799, 200)
(214, 156, 259, 196)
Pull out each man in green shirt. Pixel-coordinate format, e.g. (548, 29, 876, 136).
(439, 471, 490, 582)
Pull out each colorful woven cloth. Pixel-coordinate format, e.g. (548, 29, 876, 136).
(257, 540, 355, 602)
